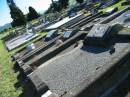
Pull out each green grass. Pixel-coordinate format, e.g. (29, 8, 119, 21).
(100, 0, 125, 12)
(0, 1, 128, 96)
(0, 31, 47, 97)
(0, 34, 22, 97)
(31, 19, 39, 25)
(82, 0, 125, 16)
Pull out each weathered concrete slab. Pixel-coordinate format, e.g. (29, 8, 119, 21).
(45, 14, 85, 30)
(63, 56, 130, 97)
(99, 7, 130, 24)
(17, 35, 62, 62)
(68, 12, 103, 29)
(109, 10, 130, 26)
(21, 32, 86, 75)
(117, 27, 130, 38)
(28, 34, 130, 96)
(23, 7, 130, 97)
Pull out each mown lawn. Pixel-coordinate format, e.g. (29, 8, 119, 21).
(0, 33, 22, 97)
(0, 31, 47, 97)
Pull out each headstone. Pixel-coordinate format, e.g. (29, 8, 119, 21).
(84, 24, 112, 47)
(44, 30, 56, 41)
(63, 31, 73, 38)
(91, 9, 98, 15)
(26, 24, 29, 33)
(32, 27, 36, 34)
(69, 12, 77, 18)
(26, 43, 35, 52)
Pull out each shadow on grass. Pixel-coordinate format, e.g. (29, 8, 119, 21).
(13, 63, 40, 97)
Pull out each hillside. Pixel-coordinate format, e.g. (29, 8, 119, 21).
(0, 23, 11, 32)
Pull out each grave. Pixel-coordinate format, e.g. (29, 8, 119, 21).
(45, 13, 85, 30)
(84, 24, 112, 47)
(28, 27, 130, 97)
(44, 30, 58, 41)
(27, 8, 130, 97)
(5, 33, 39, 51)
(19, 30, 81, 75)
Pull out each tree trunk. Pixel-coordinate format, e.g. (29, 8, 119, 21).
(51, 0, 54, 4)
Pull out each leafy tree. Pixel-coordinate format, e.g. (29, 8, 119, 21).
(52, 1, 61, 12)
(59, 0, 69, 9)
(45, 0, 69, 14)
(45, 1, 61, 13)
(9, 5, 26, 27)
(27, 6, 40, 21)
(51, 0, 54, 5)
(76, 0, 84, 4)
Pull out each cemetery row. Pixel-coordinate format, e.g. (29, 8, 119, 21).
(6, 2, 130, 97)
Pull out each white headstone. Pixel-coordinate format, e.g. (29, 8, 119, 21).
(26, 43, 35, 52)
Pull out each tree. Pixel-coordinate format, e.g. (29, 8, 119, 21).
(27, 6, 40, 21)
(51, 0, 54, 3)
(52, 1, 61, 12)
(45, 0, 69, 14)
(51, 0, 54, 5)
(59, 0, 69, 9)
(45, 1, 61, 13)
(10, 5, 26, 27)
(76, 0, 84, 4)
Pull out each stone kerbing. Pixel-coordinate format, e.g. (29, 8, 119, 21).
(23, 32, 87, 75)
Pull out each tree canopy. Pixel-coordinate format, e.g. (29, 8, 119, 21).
(45, 1, 61, 13)
(27, 6, 40, 21)
(45, 0, 69, 14)
(9, 5, 26, 27)
(76, 0, 84, 4)
(59, 0, 69, 9)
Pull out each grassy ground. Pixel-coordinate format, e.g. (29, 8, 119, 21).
(83, 0, 125, 16)
(0, 0, 129, 97)
(0, 33, 22, 97)
(31, 19, 39, 25)
(100, 0, 125, 12)
(0, 31, 47, 97)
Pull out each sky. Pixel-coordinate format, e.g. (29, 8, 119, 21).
(0, 0, 53, 26)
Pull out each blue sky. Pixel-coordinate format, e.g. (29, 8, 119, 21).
(0, 0, 53, 26)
